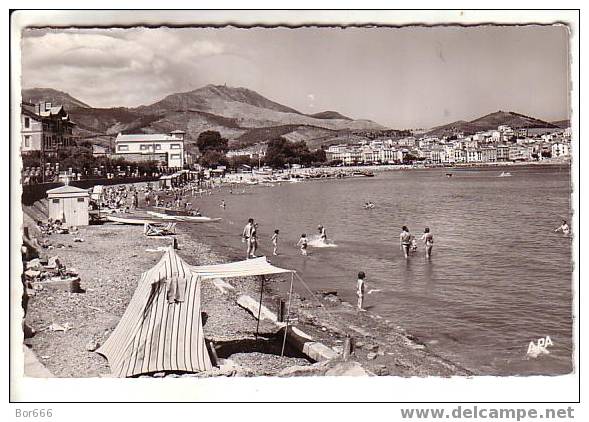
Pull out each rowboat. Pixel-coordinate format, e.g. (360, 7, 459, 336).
(107, 215, 160, 225)
(146, 211, 181, 220)
(147, 211, 221, 223)
(176, 216, 222, 223)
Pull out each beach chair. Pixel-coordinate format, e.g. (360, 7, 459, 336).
(144, 222, 176, 237)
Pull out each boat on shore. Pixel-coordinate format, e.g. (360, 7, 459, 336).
(147, 211, 221, 223)
(107, 215, 160, 225)
(154, 207, 199, 217)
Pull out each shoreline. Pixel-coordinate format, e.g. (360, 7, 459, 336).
(22, 207, 471, 377)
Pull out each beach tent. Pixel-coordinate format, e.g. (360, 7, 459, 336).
(97, 246, 293, 377)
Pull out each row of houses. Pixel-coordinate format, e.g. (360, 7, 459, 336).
(325, 140, 570, 165)
(323, 125, 571, 165)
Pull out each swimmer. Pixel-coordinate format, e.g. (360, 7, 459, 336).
(399, 226, 412, 259)
(420, 227, 434, 258)
(554, 219, 570, 236)
(297, 233, 308, 256)
(317, 225, 327, 244)
(271, 229, 280, 256)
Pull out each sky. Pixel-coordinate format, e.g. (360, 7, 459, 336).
(21, 25, 570, 128)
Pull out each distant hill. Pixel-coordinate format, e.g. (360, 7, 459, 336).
(426, 111, 559, 137)
(22, 85, 385, 151)
(137, 84, 302, 116)
(308, 111, 352, 120)
(551, 119, 570, 129)
(22, 88, 91, 109)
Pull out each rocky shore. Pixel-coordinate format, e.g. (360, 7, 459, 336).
(22, 211, 472, 378)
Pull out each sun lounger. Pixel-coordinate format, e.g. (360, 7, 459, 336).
(143, 222, 176, 236)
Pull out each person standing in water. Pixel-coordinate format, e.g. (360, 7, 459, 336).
(420, 227, 434, 258)
(271, 229, 280, 256)
(297, 234, 308, 256)
(250, 223, 259, 258)
(554, 219, 570, 236)
(356, 271, 367, 311)
(220, 200, 226, 209)
(318, 225, 327, 244)
(399, 226, 412, 258)
(242, 218, 256, 259)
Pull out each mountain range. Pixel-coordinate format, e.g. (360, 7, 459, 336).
(425, 111, 562, 137)
(21, 85, 387, 151)
(21, 86, 565, 152)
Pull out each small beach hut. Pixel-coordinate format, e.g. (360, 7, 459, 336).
(97, 246, 294, 377)
(46, 185, 89, 226)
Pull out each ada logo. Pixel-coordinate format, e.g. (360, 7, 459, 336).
(527, 336, 553, 358)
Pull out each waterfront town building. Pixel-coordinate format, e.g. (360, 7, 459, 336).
(21, 102, 77, 153)
(551, 142, 570, 158)
(226, 143, 268, 160)
(113, 130, 186, 168)
(319, 124, 570, 166)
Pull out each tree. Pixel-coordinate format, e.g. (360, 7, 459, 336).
(264, 137, 327, 169)
(229, 155, 256, 170)
(199, 150, 229, 168)
(196, 131, 228, 154)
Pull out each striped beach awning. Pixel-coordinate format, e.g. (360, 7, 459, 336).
(97, 247, 212, 377)
(189, 256, 294, 280)
(97, 247, 294, 377)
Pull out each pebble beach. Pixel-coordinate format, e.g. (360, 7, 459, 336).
(22, 204, 471, 378)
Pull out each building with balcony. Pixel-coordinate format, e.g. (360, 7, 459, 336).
(21, 101, 77, 153)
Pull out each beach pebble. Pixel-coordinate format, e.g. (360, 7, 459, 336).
(355, 341, 365, 348)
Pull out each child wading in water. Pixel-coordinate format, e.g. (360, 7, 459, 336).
(297, 233, 308, 256)
(271, 229, 280, 256)
(357, 271, 366, 311)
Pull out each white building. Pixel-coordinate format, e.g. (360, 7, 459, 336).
(114, 130, 186, 168)
(551, 143, 570, 158)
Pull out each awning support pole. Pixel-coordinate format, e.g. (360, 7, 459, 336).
(255, 275, 265, 339)
(281, 273, 294, 357)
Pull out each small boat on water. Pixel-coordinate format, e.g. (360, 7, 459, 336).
(498, 171, 512, 177)
(107, 215, 160, 225)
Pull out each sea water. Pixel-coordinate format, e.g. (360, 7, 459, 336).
(186, 165, 573, 376)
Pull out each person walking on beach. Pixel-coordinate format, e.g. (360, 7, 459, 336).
(271, 229, 280, 256)
(356, 271, 367, 311)
(318, 225, 327, 244)
(242, 218, 257, 259)
(144, 191, 151, 207)
(554, 219, 570, 236)
(400, 226, 412, 258)
(297, 234, 308, 256)
(132, 191, 139, 210)
(420, 227, 434, 259)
